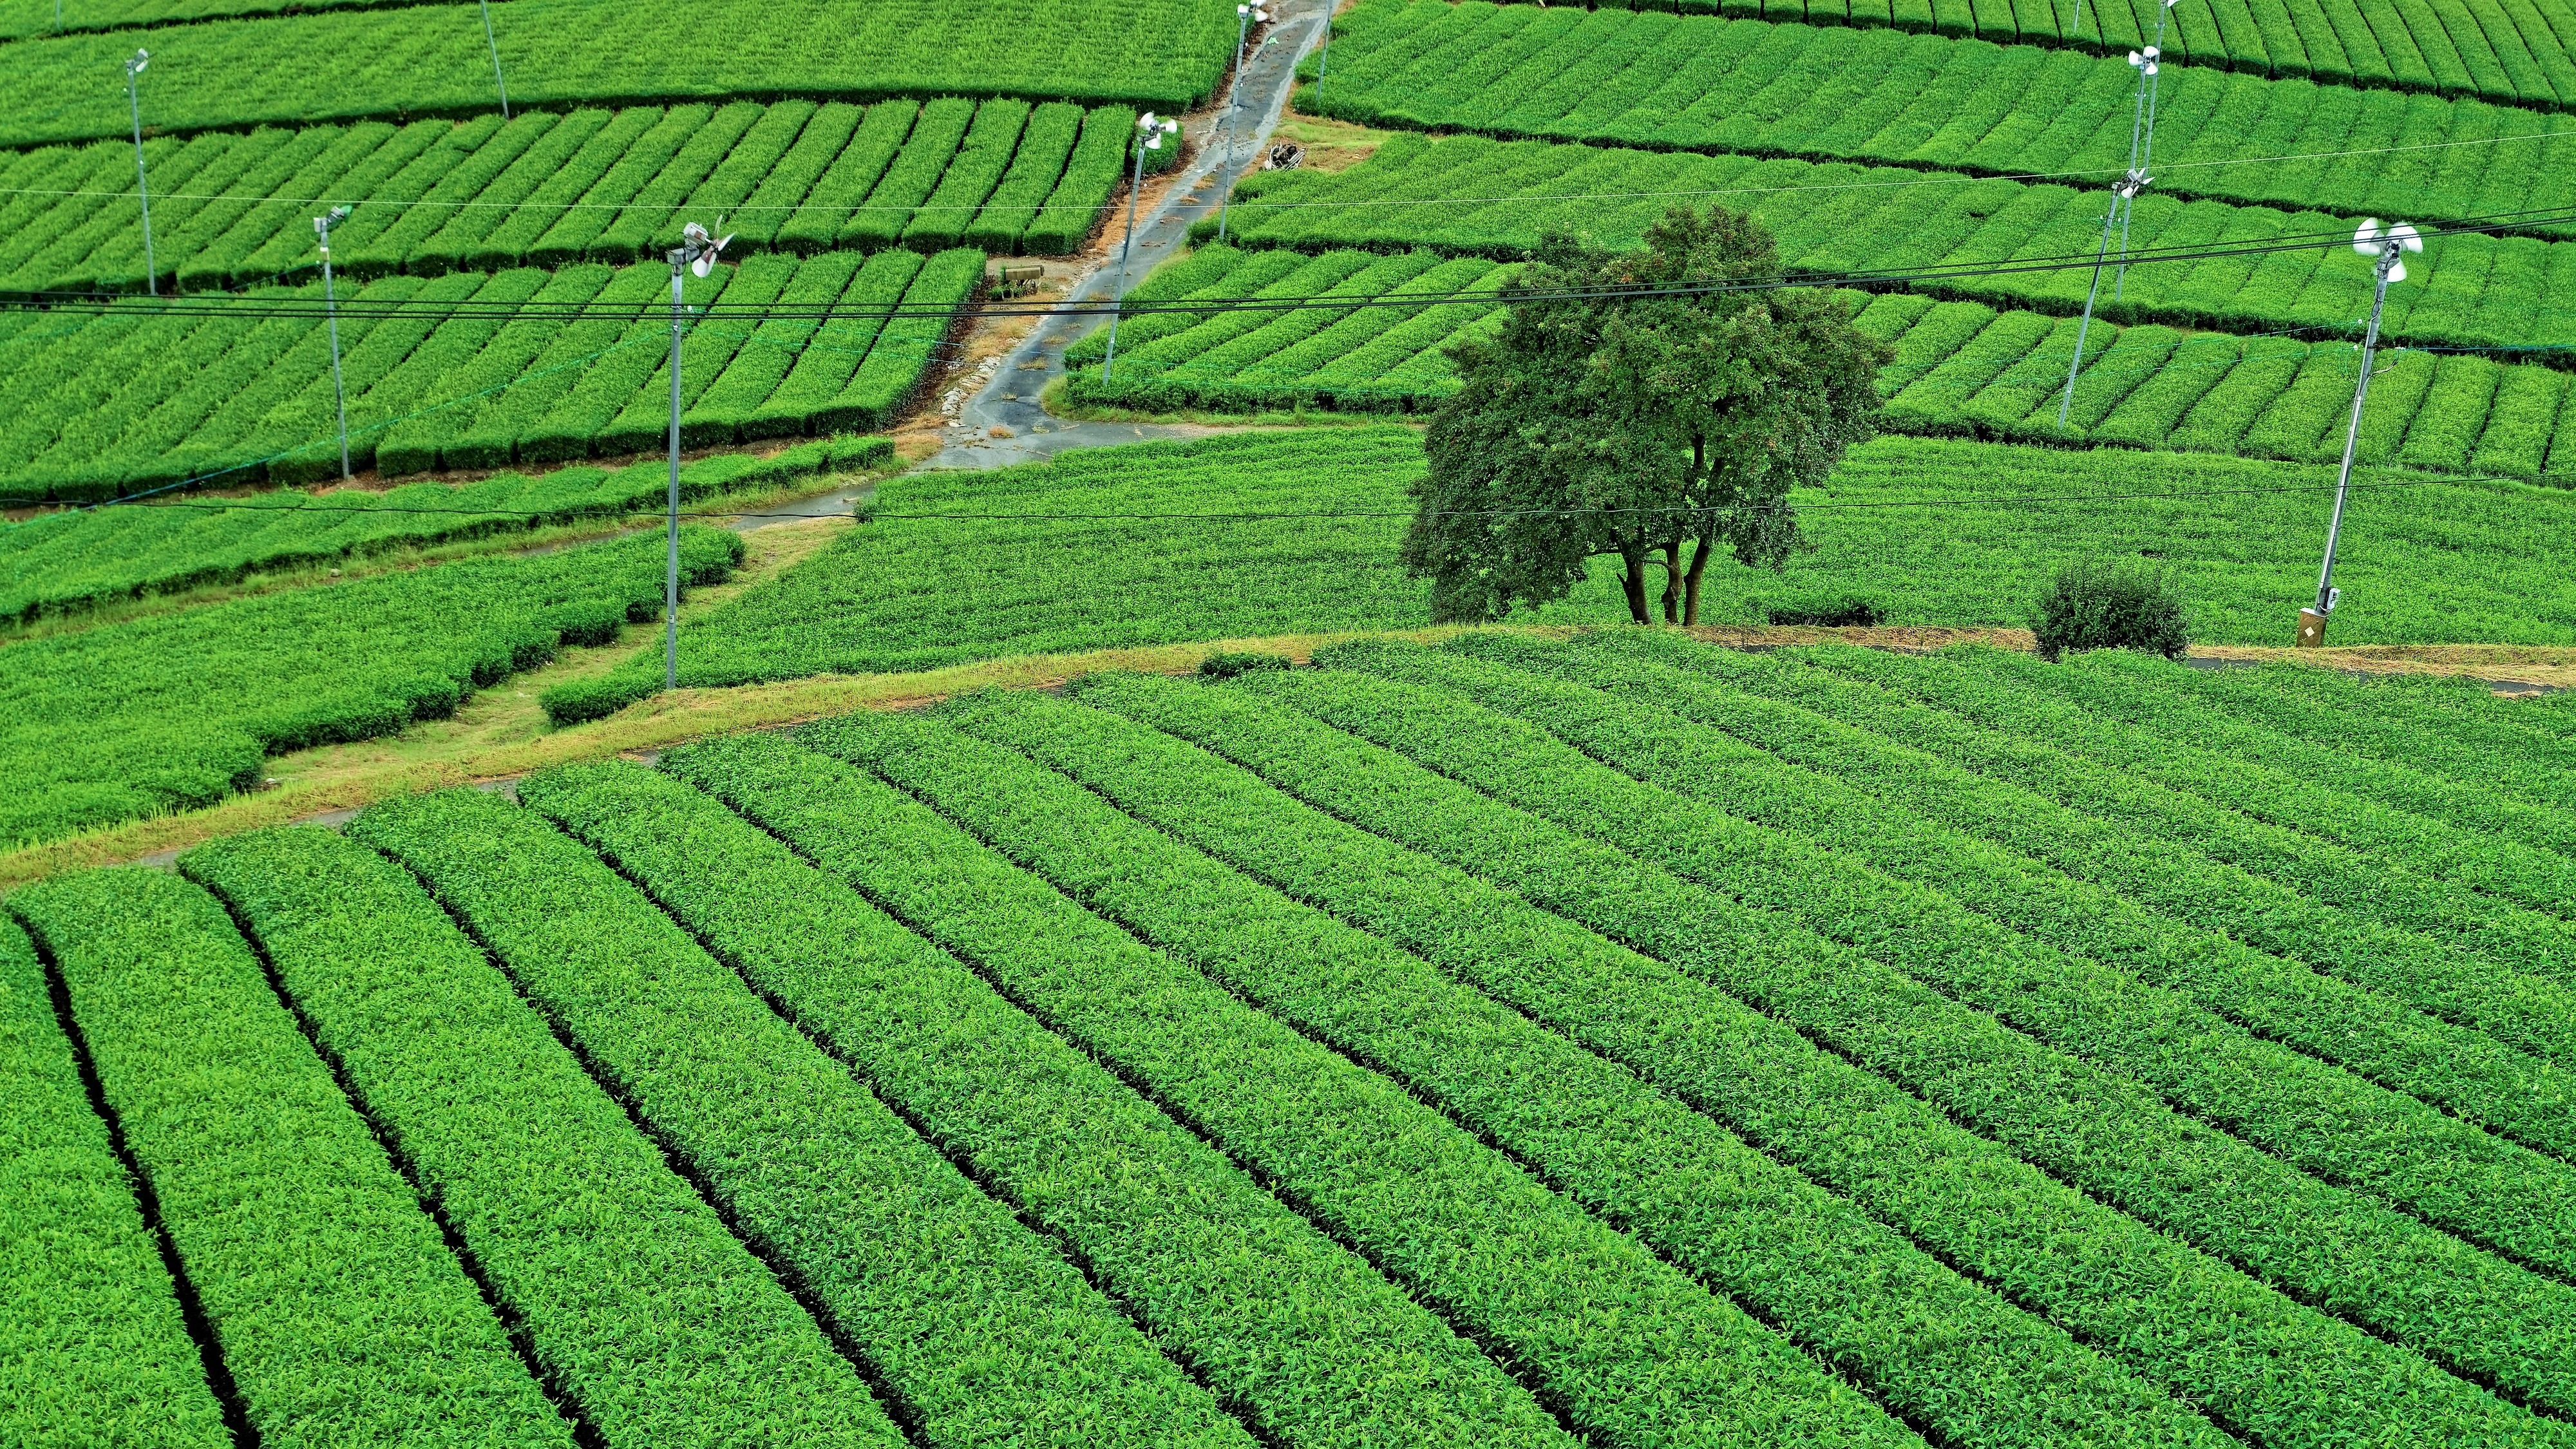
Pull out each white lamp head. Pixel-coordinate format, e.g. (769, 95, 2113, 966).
(682, 220, 732, 277)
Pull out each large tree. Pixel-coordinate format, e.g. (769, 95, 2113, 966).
(1402, 205, 1891, 626)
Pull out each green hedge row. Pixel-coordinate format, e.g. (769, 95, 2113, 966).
(182, 822, 905, 1446)
(779, 710, 1924, 1449)
(1233, 653, 2576, 1340)
(1927, 646, 2576, 918)
(0, 254, 969, 501)
(349, 782, 1246, 1448)
(1416, 633, 2576, 1165)
(1302, 641, 2576, 1244)
(2128, 654, 2576, 816)
(1211, 133, 2576, 366)
(1305, 1, 2576, 225)
(0, 436, 886, 628)
(1068, 247, 2576, 483)
(1491, 0, 2576, 107)
(5, 868, 567, 1447)
(1804, 645, 2576, 989)
(0, 524, 740, 851)
(1560, 633, 2576, 1074)
(0, 914, 229, 1449)
(0, 97, 1154, 291)
(533, 429, 1538, 723)
(1061, 668, 2570, 1446)
(632, 732, 1580, 1448)
(0, 0, 1238, 147)
(846, 694, 2228, 1448)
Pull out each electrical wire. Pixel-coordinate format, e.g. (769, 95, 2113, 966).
(21, 455, 2564, 526)
(17, 198, 2576, 326)
(13, 124, 2576, 218)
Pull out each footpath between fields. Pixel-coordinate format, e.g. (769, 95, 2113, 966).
(6, 620, 2564, 889)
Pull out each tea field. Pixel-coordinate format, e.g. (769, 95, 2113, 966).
(542, 429, 2576, 725)
(6, 0, 2576, 1435)
(0, 435, 884, 626)
(11, 635, 2576, 1445)
(0, 523, 741, 849)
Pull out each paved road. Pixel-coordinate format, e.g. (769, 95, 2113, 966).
(732, 0, 1326, 531)
(920, 0, 1330, 472)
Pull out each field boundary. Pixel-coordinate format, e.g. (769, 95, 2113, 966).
(6, 623, 2562, 890)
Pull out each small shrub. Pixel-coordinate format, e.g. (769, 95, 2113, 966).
(1764, 596, 1884, 628)
(2031, 558, 2189, 663)
(1198, 650, 1294, 679)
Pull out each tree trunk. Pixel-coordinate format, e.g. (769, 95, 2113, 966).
(1619, 542, 1653, 624)
(1682, 529, 1716, 626)
(1659, 538, 1684, 624)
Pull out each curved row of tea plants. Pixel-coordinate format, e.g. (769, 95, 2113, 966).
(1211, 133, 2576, 361)
(0, 524, 740, 849)
(0, 435, 884, 627)
(1329, 0, 2576, 106)
(0, 0, 1241, 147)
(1303, 0, 2576, 229)
(1066, 247, 2576, 482)
(336, 786, 1259, 1448)
(0, 433, 881, 626)
(4, 868, 573, 1447)
(543, 428, 2576, 728)
(0, 251, 970, 501)
(0, 99, 1137, 299)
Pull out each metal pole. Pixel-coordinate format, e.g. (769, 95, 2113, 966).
(2057, 188, 2125, 428)
(2118, 28, 2171, 299)
(665, 251, 685, 692)
(2313, 247, 2396, 620)
(127, 66, 155, 296)
(320, 224, 349, 479)
(2112, 59, 2150, 298)
(1216, 8, 1253, 244)
(1102, 138, 1148, 383)
(479, 0, 510, 118)
(1314, 0, 1335, 113)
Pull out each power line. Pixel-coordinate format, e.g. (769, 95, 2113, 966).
(16, 200, 2576, 327)
(13, 125, 2576, 218)
(24, 460, 2557, 528)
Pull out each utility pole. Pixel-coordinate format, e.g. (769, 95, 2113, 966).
(478, 0, 511, 118)
(1214, 3, 1269, 244)
(2114, 0, 2182, 299)
(315, 206, 354, 478)
(1101, 112, 1175, 384)
(2300, 219, 2422, 648)
(124, 50, 155, 296)
(665, 220, 730, 689)
(2057, 170, 2147, 429)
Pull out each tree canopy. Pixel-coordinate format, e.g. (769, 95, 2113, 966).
(1402, 205, 1891, 626)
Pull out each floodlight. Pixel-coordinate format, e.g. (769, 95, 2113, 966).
(681, 220, 731, 277)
